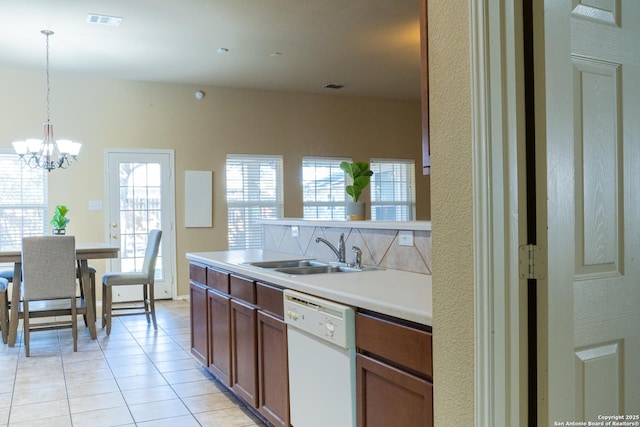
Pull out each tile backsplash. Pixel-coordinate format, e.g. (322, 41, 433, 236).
(262, 224, 432, 275)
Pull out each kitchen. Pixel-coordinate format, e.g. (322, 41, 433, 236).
(0, 1, 476, 426)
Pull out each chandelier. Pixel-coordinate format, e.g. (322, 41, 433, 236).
(12, 30, 81, 172)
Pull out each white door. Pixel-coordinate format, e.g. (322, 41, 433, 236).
(105, 150, 176, 302)
(540, 0, 640, 423)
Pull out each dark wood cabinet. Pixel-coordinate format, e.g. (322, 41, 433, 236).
(230, 298, 258, 407)
(420, 0, 430, 175)
(356, 311, 433, 427)
(357, 354, 433, 427)
(257, 298, 289, 427)
(207, 289, 231, 386)
(189, 267, 208, 366)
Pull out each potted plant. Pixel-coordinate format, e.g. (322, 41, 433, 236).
(50, 204, 70, 235)
(340, 161, 373, 220)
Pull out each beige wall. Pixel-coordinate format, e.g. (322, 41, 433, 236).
(0, 67, 429, 298)
(429, 0, 475, 426)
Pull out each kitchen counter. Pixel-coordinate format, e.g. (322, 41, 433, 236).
(186, 249, 432, 326)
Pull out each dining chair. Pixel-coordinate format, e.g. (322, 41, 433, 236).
(0, 277, 8, 344)
(102, 229, 162, 335)
(20, 235, 79, 356)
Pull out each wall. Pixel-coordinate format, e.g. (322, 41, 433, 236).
(429, 0, 475, 426)
(0, 67, 428, 298)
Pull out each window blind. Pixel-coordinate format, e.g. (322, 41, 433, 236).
(226, 154, 283, 250)
(0, 152, 48, 251)
(370, 159, 416, 221)
(302, 156, 351, 220)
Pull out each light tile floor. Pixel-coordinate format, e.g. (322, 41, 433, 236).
(0, 299, 267, 427)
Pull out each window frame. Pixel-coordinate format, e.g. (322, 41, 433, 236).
(369, 158, 416, 221)
(225, 154, 283, 250)
(0, 149, 49, 253)
(301, 156, 352, 220)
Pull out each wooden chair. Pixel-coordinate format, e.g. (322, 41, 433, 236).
(0, 277, 8, 344)
(102, 230, 162, 335)
(20, 236, 80, 356)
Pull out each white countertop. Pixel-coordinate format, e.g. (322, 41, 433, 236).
(186, 249, 432, 326)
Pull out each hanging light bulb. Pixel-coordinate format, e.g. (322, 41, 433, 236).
(12, 30, 82, 172)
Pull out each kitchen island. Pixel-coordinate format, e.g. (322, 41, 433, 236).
(186, 249, 432, 325)
(186, 249, 433, 427)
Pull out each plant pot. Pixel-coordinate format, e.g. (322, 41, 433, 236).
(346, 201, 366, 221)
(52, 228, 66, 235)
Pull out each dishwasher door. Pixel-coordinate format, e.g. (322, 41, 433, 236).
(284, 289, 356, 427)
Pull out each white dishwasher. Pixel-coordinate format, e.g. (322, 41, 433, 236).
(283, 289, 356, 427)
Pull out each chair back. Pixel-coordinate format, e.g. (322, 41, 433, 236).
(22, 236, 76, 300)
(142, 230, 162, 284)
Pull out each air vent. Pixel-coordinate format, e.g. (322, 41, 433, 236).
(87, 14, 123, 27)
(324, 84, 345, 90)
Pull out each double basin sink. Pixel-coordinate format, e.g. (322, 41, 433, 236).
(245, 259, 381, 276)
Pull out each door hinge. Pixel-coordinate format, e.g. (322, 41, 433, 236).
(519, 244, 546, 280)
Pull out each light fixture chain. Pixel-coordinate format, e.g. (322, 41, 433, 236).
(45, 30, 50, 122)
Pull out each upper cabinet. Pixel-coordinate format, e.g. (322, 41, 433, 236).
(420, 0, 430, 175)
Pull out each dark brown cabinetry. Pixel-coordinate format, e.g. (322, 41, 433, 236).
(189, 263, 208, 366)
(256, 284, 289, 427)
(356, 311, 433, 427)
(189, 263, 289, 427)
(207, 289, 231, 386)
(420, 0, 430, 175)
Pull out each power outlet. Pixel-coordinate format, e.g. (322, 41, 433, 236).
(398, 230, 414, 246)
(291, 226, 299, 238)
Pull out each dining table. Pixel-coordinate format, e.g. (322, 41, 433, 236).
(0, 242, 120, 347)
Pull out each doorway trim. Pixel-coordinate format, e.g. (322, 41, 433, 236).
(103, 148, 178, 299)
(471, 0, 527, 425)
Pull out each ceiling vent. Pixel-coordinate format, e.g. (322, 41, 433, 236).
(323, 84, 345, 90)
(87, 14, 123, 27)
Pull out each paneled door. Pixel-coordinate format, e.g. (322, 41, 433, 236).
(105, 150, 176, 302)
(541, 0, 640, 423)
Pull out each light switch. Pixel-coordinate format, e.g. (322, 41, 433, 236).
(398, 230, 414, 246)
(291, 226, 299, 238)
(88, 200, 102, 211)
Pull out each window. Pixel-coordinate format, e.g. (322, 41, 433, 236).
(226, 154, 283, 250)
(0, 151, 48, 251)
(370, 159, 416, 221)
(302, 157, 351, 219)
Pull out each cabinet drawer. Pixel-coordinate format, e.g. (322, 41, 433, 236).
(230, 274, 256, 304)
(256, 282, 284, 319)
(356, 312, 432, 378)
(208, 268, 230, 294)
(189, 263, 207, 285)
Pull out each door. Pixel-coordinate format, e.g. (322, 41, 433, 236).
(105, 150, 175, 302)
(539, 0, 640, 423)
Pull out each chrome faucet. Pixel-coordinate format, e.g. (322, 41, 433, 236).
(315, 233, 346, 263)
(351, 246, 362, 269)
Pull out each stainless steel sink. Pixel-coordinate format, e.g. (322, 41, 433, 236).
(245, 259, 382, 275)
(247, 260, 328, 269)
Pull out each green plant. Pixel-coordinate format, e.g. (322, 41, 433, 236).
(340, 161, 373, 202)
(50, 205, 70, 230)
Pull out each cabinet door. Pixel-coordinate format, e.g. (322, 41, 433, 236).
(189, 281, 208, 366)
(208, 289, 232, 386)
(231, 298, 258, 407)
(257, 310, 289, 427)
(357, 354, 433, 427)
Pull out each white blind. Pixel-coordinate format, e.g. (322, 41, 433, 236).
(302, 156, 351, 220)
(226, 154, 283, 250)
(370, 159, 416, 221)
(0, 151, 48, 251)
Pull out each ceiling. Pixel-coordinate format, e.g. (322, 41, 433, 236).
(0, 0, 421, 100)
